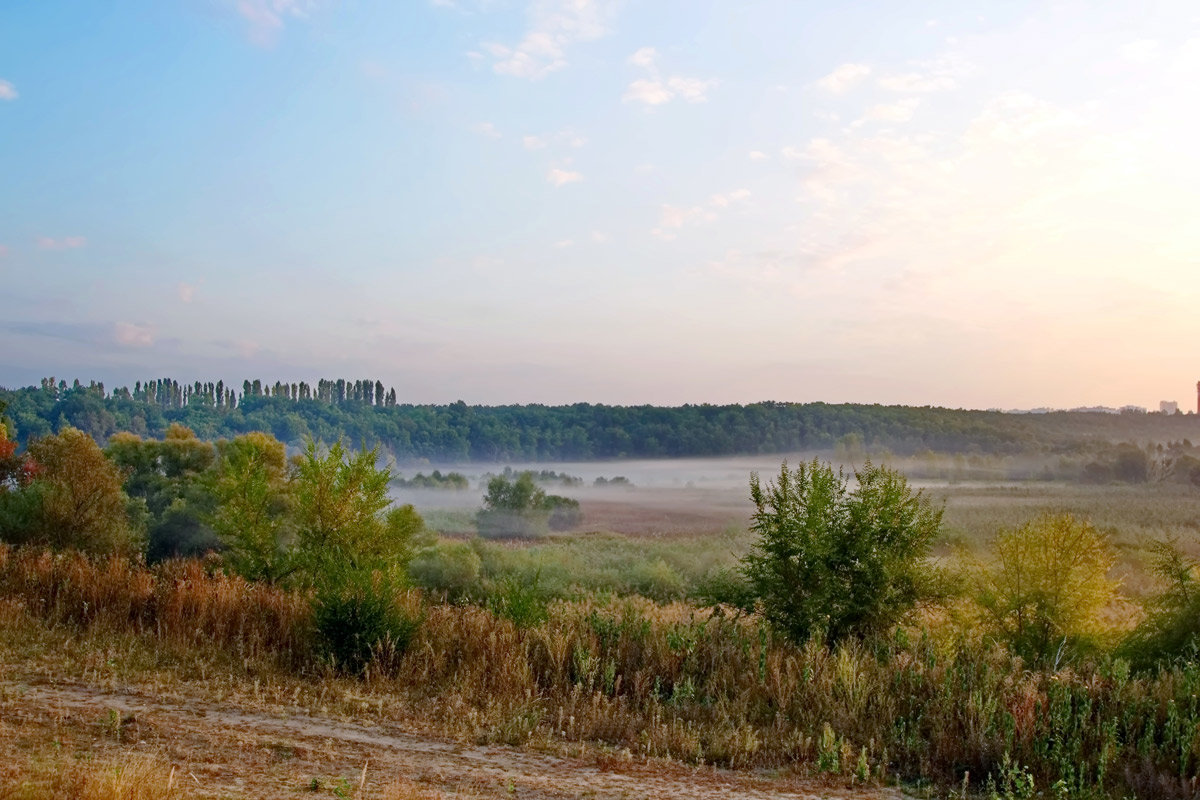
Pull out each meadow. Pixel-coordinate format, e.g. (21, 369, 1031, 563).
(3, 425, 1200, 799)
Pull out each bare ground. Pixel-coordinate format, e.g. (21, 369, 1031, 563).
(0, 679, 907, 800)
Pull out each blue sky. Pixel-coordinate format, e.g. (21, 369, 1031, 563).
(2, 1, 1199, 408)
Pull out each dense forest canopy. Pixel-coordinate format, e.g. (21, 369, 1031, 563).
(1, 377, 1197, 463)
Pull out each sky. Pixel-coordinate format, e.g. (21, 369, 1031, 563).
(2, 1, 1199, 409)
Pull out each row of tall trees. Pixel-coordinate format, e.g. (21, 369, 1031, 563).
(3, 377, 1199, 463)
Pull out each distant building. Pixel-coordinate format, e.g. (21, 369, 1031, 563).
(1161, 400, 1179, 415)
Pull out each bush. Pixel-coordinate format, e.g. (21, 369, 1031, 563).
(408, 541, 482, 601)
(487, 572, 550, 628)
(628, 558, 686, 603)
(312, 568, 420, 674)
(976, 513, 1118, 664)
(0, 427, 141, 555)
(1120, 538, 1200, 669)
(476, 472, 580, 538)
(545, 495, 582, 531)
(741, 459, 943, 645)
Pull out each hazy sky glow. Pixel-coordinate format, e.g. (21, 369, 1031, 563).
(2, 1, 1199, 408)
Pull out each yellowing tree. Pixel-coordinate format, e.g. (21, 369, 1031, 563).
(0, 427, 140, 555)
(977, 513, 1118, 664)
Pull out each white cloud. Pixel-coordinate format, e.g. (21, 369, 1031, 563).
(623, 79, 674, 105)
(627, 46, 657, 68)
(547, 167, 583, 187)
(37, 236, 86, 251)
(651, 204, 718, 239)
(114, 322, 155, 348)
(780, 146, 805, 160)
(623, 50, 715, 106)
(0, 80, 17, 101)
(474, 121, 502, 138)
(591, 230, 609, 243)
(877, 71, 957, 93)
(178, 283, 197, 303)
(709, 189, 751, 207)
(816, 63, 871, 93)
(234, 0, 323, 44)
(862, 97, 921, 123)
(1119, 39, 1161, 64)
(554, 239, 575, 248)
(877, 55, 970, 93)
(485, 0, 618, 79)
(748, 150, 768, 161)
(523, 129, 586, 150)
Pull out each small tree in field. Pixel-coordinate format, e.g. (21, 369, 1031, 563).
(977, 513, 1117, 664)
(741, 460, 943, 645)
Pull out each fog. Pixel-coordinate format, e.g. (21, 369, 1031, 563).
(388, 452, 1066, 537)
(389, 453, 825, 536)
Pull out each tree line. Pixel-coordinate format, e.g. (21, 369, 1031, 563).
(3, 377, 1199, 463)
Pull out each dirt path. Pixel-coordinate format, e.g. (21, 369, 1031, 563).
(1, 680, 907, 799)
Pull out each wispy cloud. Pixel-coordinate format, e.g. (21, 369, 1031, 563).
(709, 189, 751, 208)
(234, 0, 324, 45)
(748, 150, 768, 161)
(114, 322, 155, 348)
(37, 236, 86, 251)
(0, 80, 17, 101)
(522, 128, 586, 150)
(816, 63, 871, 93)
(860, 97, 921, 124)
(547, 167, 583, 187)
(178, 283, 197, 303)
(623, 47, 715, 106)
(483, 0, 618, 79)
(877, 54, 970, 93)
(474, 121, 502, 138)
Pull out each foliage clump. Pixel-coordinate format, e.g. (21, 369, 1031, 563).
(0, 427, 141, 556)
(741, 459, 943, 645)
(976, 513, 1118, 665)
(476, 471, 581, 538)
(1120, 538, 1200, 669)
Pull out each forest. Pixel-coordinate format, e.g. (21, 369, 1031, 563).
(2, 376, 1197, 463)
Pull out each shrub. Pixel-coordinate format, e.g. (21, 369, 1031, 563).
(487, 572, 550, 628)
(312, 568, 420, 674)
(408, 541, 482, 601)
(976, 513, 1118, 664)
(476, 472, 580, 538)
(0, 427, 141, 555)
(545, 495, 582, 531)
(741, 459, 943, 645)
(1120, 538, 1200, 669)
(628, 558, 686, 603)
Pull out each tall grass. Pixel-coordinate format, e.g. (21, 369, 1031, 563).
(2, 545, 1199, 797)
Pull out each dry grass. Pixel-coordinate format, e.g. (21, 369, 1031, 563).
(1, 545, 1198, 797)
(0, 755, 181, 800)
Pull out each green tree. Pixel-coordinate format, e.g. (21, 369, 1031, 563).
(206, 431, 293, 583)
(292, 440, 420, 574)
(976, 513, 1118, 664)
(0, 427, 141, 555)
(107, 425, 217, 561)
(741, 460, 943, 644)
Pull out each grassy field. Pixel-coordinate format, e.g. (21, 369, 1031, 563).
(411, 474, 1200, 606)
(3, 466, 1200, 798)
